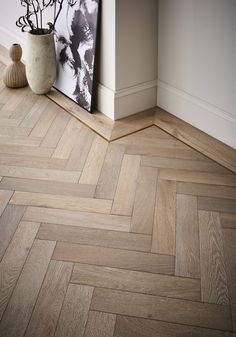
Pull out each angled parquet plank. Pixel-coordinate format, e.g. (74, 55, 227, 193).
(0, 118, 21, 127)
(0, 165, 81, 183)
(0, 135, 41, 147)
(24, 261, 73, 337)
(0, 190, 13, 217)
(220, 213, 236, 229)
(53, 242, 174, 275)
(0, 177, 95, 198)
(24, 206, 130, 232)
(79, 134, 108, 185)
(159, 169, 236, 186)
(0, 126, 31, 137)
(0, 221, 39, 320)
(54, 284, 93, 337)
(10, 191, 112, 214)
(20, 95, 48, 129)
(0, 144, 53, 157)
(114, 316, 233, 337)
(177, 182, 236, 200)
(175, 195, 200, 278)
(223, 229, 236, 331)
(151, 179, 176, 255)
(199, 211, 229, 305)
(95, 143, 125, 200)
(37, 223, 151, 252)
(91, 288, 232, 331)
(71, 263, 200, 301)
(131, 166, 158, 234)
(112, 154, 140, 216)
(0, 205, 26, 260)
(84, 311, 116, 337)
(0, 240, 55, 337)
(198, 197, 236, 214)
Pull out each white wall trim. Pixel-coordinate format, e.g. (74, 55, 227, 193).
(157, 80, 236, 149)
(0, 25, 26, 50)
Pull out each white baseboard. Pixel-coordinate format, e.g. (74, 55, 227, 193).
(0, 25, 26, 51)
(157, 80, 236, 149)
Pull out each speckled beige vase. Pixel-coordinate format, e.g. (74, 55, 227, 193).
(26, 31, 56, 94)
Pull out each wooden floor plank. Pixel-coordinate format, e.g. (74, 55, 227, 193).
(220, 213, 236, 229)
(0, 190, 13, 217)
(131, 166, 157, 234)
(24, 260, 73, 337)
(91, 288, 232, 331)
(84, 311, 116, 337)
(199, 211, 229, 305)
(0, 205, 26, 260)
(0, 221, 39, 320)
(198, 197, 236, 214)
(0, 144, 53, 157)
(71, 263, 200, 301)
(95, 143, 125, 200)
(79, 134, 108, 185)
(10, 191, 112, 214)
(54, 284, 93, 337)
(223, 229, 236, 331)
(53, 242, 175, 275)
(30, 101, 57, 138)
(177, 182, 236, 200)
(20, 95, 48, 129)
(175, 195, 200, 278)
(112, 154, 140, 216)
(24, 206, 131, 232)
(37, 223, 151, 252)
(151, 179, 176, 255)
(114, 316, 233, 337)
(0, 177, 95, 198)
(0, 240, 55, 337)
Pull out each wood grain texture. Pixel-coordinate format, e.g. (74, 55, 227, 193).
(0, 240, 55, 337)
(151, 179, 176, 255)
(30, 101, 57, 138)
(0, 190, 13, 217)
(0, 205, 26, 260)
(177, 182, 236, 199)
(198, 197, 236, 213)
(91, 288, 232, 330)
(53, 242, 174, 275)
(131, 166, 157, 234)
(84, 311, 116, 337)
(199, 211, 229, 305)
(95, 143, 125, 200)
(220, 213, 236, 229)
(37, 223, 151, 252)
(114, 316, 233, 337)
(175, 195, 200, 278)
(24, 261, 73, 337)
(112, 154, 140, 216)
(10, 191, 112, 214)
(0, 144, 53, 157)
(23, 206, 130, 232)
(54, 284, 93, 337)
(71, 263, 200, 301)
(0, 221, 39, 320)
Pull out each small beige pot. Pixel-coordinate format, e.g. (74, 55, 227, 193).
(26, 31, 56, 94)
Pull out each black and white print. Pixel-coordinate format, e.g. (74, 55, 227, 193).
(54, 0, 99, 112)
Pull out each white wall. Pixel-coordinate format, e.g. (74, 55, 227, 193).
(157, 0, 236, 149)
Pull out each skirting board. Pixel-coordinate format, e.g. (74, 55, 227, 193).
(157, 80, 236, 149)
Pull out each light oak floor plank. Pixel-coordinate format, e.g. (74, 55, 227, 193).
(84, 311, 116, 337)
(175, 195, 200, 278)
(0, 221, 39, 320)
(20, 95, 49, 129)
(91, 288, 232, 331)
(114, 316, 233, 337)
(198, 197, 236, 214)
(54, 284, 93, 337)
(24, 206, 131, 232)
(199, 211, 229, 305)
(53, 242, 175, 275)
(220, 213, 236, 229)
(0, 240, 55, 337)
(112, 154, 140, 216)
(0, 144, 53, 157)
(151, 179, 176, 255)
(37, 223, 151, 252)
(24, 260, 73, 337)
(10, 191, 112, 214)
(131, 166, 158, 234)
(0, 190, 13, 217)
(71, 263, 201, 301)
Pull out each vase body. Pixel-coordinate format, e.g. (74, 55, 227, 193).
(26, 32, 56, 94)
(3, 43, 27, 88)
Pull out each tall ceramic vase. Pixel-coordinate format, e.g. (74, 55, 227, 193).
(26, 31, 56, 94)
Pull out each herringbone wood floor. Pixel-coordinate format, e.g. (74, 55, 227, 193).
(0, 63, 236, 337)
